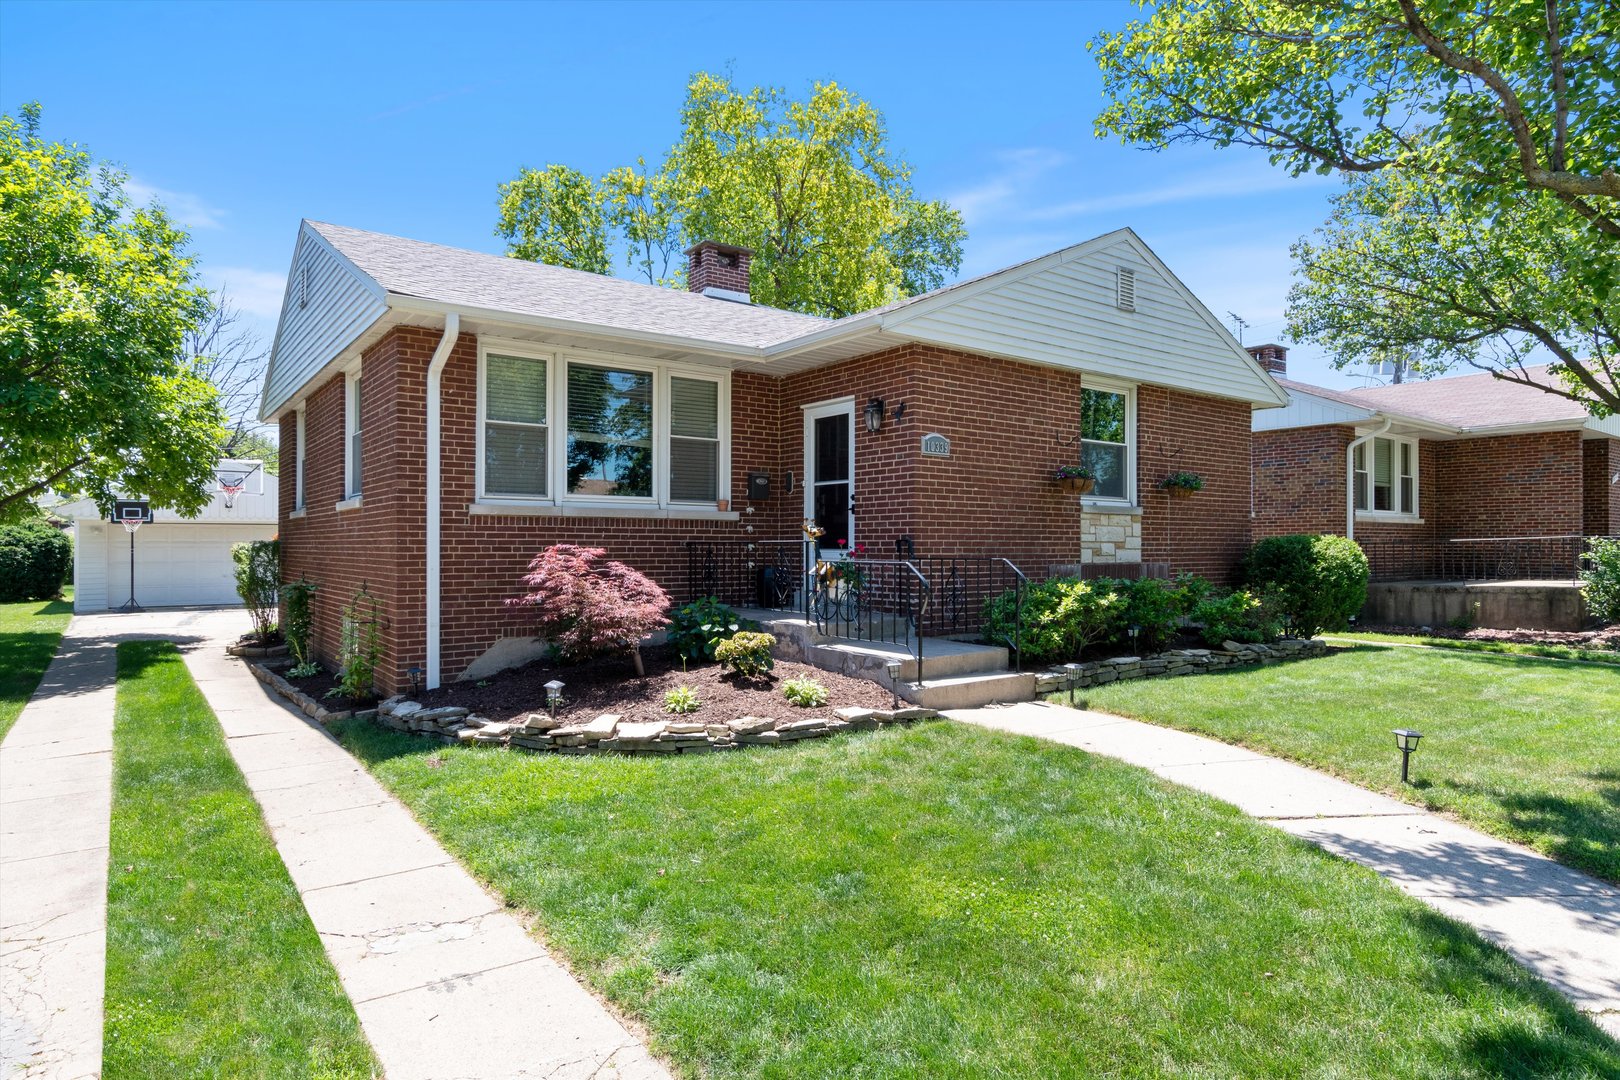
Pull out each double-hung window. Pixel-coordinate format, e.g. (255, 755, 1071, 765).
(345, 370, 363, 498)
(294, 405, 306, 510)
(1353, 435, 1418, 515)
(477, 343, 728, 509)
(1080, 383, 1134, 502)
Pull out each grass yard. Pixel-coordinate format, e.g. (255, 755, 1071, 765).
(338, 718, 1618, 1078)
(1077, 645, 1620, 884)
(0, 588, 72, 741)
(1324, 631, 1620, 666)
(104, 641, 376, 1078)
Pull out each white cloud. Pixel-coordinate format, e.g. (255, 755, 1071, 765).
(1025, 164, 1336, 222)
(203, 267, 288, 320)
(123, 179, 229, 230)
(945, 147, 1070, 223)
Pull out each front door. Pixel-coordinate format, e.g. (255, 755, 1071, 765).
(803, 400, 855, 558)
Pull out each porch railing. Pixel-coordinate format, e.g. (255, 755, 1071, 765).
(908, 554, 1028, 670)
(1361, 534, 1616, 584)
(682, 539, 805, 610)
(810, 556, 933, 681)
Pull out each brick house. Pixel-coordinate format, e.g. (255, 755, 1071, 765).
(260, 221, 1288, 693)
(1250, 346, 1620, 580)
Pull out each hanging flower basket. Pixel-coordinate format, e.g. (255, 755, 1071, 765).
(1159, 471, 1204, 499)
(1053, 466, 1096, 495)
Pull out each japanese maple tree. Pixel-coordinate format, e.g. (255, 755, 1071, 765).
(506, 544, 671, 675)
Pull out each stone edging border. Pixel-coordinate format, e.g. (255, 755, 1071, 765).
(374, 696, 939, 755)
(248, 660, 376, 724)
(229, 641, 289, 658)
(1031, 637, 1329, 693)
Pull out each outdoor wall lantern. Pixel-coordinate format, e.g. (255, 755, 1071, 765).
(407, 666, 423, 696)
(865, 397, 886, 433)
(1392, 728, 1423, 784)
(544, 679, 565, 712)
(886, 659, 902, 708)
(1063, 662, 1085, 706)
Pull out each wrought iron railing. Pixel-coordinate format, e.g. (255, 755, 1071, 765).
(1361, 534, 1616, 584)
(809, 556, 933, 680)
(908, 554, 1028, 670)
(682, 539, 805, 609)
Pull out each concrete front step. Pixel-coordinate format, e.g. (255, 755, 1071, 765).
(809, 638, 1009, 682)
(898, 671, 1038, 710)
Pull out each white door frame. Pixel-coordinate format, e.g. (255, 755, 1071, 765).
(802, 397, 855, 558)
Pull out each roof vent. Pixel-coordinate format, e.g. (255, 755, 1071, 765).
(298, 261, 310, 309)
(1116, 267, 1136, 312)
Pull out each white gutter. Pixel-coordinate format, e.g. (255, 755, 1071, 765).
(1345, 416, 1392, 541)
(425, 312, 460, 690)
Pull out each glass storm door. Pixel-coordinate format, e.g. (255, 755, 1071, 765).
(804, 400, 854, 557)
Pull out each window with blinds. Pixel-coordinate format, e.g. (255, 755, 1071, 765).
(1353, 436, 1418, 515)
(669, 376, 719, 502)
(484, 353, 548, 497)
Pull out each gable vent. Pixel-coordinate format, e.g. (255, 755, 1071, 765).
(1116, 267, 1136, 312)
(298, 262, 311, 309)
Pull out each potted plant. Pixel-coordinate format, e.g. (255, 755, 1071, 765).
(1159, 471, 1204, 499)
(1053, 464, 1097, 495)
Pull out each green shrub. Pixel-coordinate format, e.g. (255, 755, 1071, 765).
(715, 631, 776, 678)
(663, 685, 701, 714)
(667, 596, 755, 662)
(1173, 572, 1215, 617)
(283, 578, 317, 666)
(782, 676, 828, 708)
(1119, 577, 1182, 653)
(231, 540, 280, 642)
(0, 521, 71, 602)
(984, 577, 1126, 666)
(1582, 537, 1620, 623)
(1191, 590, 1283, 647)
(1242, 534, 1370, 637)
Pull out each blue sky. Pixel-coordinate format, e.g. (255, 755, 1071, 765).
(2, 0, 1362, 389)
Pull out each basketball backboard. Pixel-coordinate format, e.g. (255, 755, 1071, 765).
(214, 459, 266, 496)
(111, 499, 153, 524)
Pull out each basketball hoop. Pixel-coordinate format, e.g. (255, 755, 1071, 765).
(219, 481, 245, 509)
(122, 517, 144, 534)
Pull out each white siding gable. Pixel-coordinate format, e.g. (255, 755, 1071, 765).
(1253, 387, 1376, 431)
(881, 231, 1289, 407)
(259, 222, 388, 419)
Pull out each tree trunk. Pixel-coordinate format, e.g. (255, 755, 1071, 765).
(630, 646, 645, 678)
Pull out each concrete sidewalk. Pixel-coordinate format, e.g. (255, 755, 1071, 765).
(177, 617, 669, 1080)
(949, 701, 1620, 1040)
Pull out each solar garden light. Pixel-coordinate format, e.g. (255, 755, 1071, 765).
(1063, 662, 1085, 706)
(885, 659, 902, 708)
(544, 679, 565, 712)
(1128, 624, 1141, 652)
(1392, 728, 1424, 784)
(407, 666, 423, 696)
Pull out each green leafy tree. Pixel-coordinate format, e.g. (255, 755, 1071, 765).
(1091, 2, 1620, 413)
(495, 72, 967, 317)
(0, 103, 225, 523)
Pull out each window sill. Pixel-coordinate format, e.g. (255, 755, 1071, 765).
(288, 508, 306, 520)
(1355, 512, 1424, 525)
(335, 495, 363, 513)
(467, 501, 740, 522)
(1080, 501, 1142, 516)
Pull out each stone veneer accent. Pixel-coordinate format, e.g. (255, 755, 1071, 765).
(1079, 509, 1143, 564)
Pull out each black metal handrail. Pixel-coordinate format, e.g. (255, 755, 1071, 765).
(809, 555, 933, 680)
(682, 538, 805, 609)
(907, 554, 1028, 670)
(1360, 534, 1617, 584)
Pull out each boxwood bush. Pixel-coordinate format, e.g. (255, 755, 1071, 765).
(0, 521, 72, 602)
(1241, 534, 1369, 637)
(1581, 537, 1620, 623)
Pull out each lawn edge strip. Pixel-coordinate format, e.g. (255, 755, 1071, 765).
(0, 593, 74, 741)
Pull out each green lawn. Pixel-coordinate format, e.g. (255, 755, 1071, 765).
(1324, 631, 1620, 666)
(104, 641, 377, 1078)
(1076, 645, 1620, 883)
(337, 719, 1617, 1078)
(0, 588, 72, 741)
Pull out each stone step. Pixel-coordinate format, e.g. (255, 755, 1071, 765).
(898, 671, 1038, 711)
(808, 638, 1009, 683)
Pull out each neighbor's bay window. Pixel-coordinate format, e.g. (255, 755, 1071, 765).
(1354, 435, 1419, 515)
(1081, 383, 1134, 502)
(478, 344, 727, 509)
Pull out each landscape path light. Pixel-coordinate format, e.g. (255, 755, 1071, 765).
(885, 659, 902, 709)
(1392, 728, 1423, 784)
(545, 679, 565, 712)
(1063, 662, 1085, 707)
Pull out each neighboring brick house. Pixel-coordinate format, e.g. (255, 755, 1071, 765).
(260, 221, 1288, 693)
(1250, 347, 1620, 579)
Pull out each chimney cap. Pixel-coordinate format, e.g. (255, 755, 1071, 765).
(1247, 342, 1288, 355)
(683, 239, 755, 259)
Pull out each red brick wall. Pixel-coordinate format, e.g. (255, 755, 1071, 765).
(1138, 384, 1252, 581)
(1252, 426, 1350, 538)
(1583, 438, 1620, 535)
(1429, 430, 1584, 538)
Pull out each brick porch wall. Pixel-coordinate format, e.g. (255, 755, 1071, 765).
(1583, 437, 1620, 535)
(1429, 430, 1584, 538)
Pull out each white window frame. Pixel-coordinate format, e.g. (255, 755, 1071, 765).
(294, 404, 306, 510)
(1080, 377, 1136, 507)
(1353, 433, 1420, 518)
(474, 338, 731, 511)
(344, 367, 363, 499)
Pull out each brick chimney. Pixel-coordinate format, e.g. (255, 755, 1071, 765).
(1247, 342, 1288, 377)
(685, 241, 753, 302)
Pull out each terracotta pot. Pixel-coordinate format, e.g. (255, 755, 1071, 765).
(716, 498, 730, 512)
(1060, 476, 1096, 495)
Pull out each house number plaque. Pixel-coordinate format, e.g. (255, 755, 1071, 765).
(920, 433, 951, 458)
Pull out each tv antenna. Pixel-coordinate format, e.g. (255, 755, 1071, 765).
(1226, 311, 1251, 344)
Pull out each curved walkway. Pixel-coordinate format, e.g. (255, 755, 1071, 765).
(2, 609, 668, 1080)
(947, 701, 1620, 1041)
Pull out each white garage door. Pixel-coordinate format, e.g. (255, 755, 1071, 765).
(103, 524, 276, 608)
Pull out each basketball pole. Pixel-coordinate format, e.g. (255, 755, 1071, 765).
(119, 523, 143, 613)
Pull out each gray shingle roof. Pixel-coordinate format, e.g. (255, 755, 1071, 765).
(1282, 366, 1592, 430)
(308, 221, 828, 349)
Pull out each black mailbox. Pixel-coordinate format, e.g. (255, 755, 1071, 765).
(748, 471, 771, 500)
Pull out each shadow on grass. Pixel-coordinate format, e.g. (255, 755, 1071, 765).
(1433, 772, 1620, 886)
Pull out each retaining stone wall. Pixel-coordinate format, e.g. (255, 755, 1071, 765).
(1032, 638, 1329, 693)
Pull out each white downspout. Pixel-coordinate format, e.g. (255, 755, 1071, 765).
(1345, 416, 1392, 541)
(425, 313, 460, 691)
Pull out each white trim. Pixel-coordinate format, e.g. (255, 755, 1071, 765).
(293, 403, 306, 510)
(803, 398, 857, 556)
(1344, 417, 1393, 540)
(473, 337, 731, 511)
(335, 494, 363, 513)
(1353, 432, 1420, 517)
(466, 501, 739, 521)
(288, 508, 306, 520)
(1356, 512, 1426, 525)
(1080, 376, 1136, 507)
(344, 368, 362, 498)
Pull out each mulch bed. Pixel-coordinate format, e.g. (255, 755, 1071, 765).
(413, 644, 894, 725)
(283, 667, 380, 710)
(1355, 622, 1620, 651)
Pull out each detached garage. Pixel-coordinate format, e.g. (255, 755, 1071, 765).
(61, 460, 279, 613)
